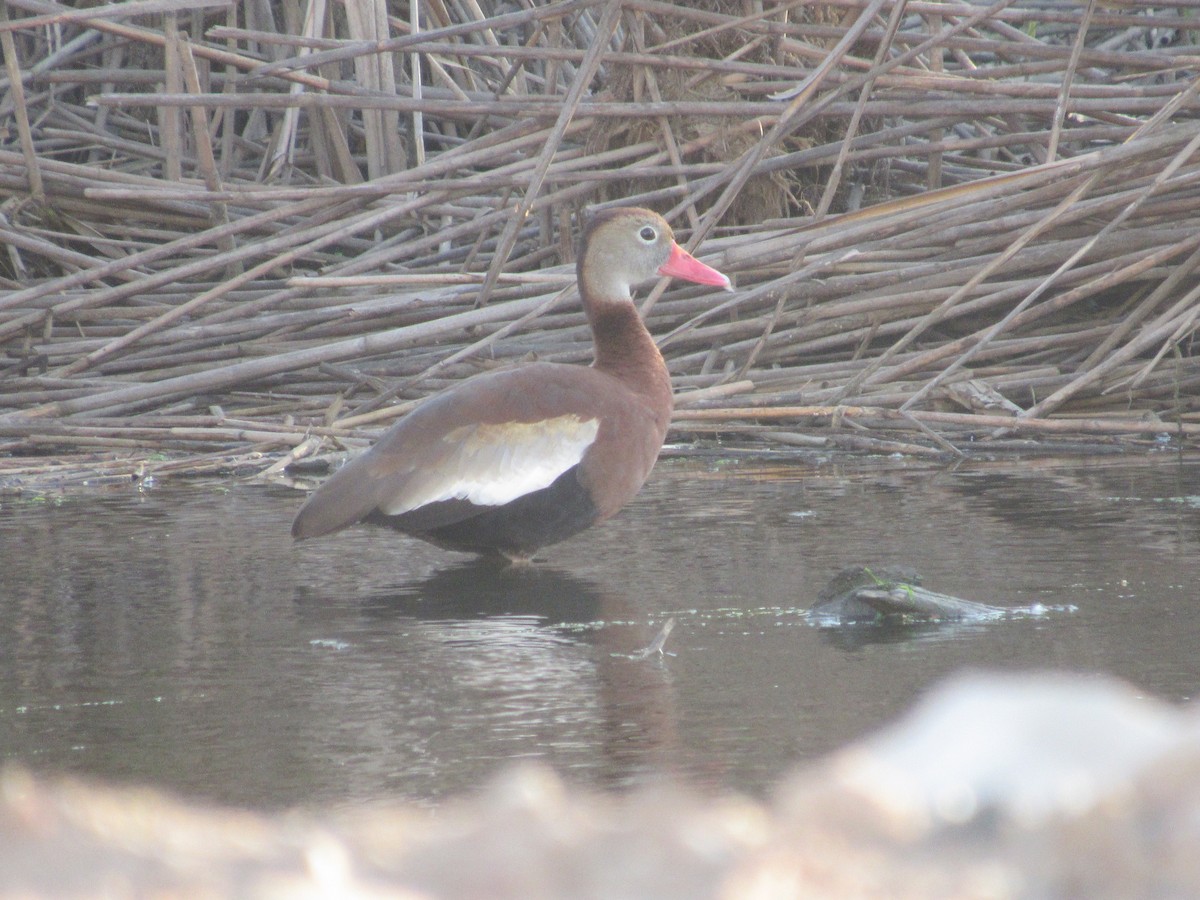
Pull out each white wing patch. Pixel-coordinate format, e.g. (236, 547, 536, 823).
(381, 414, 600, 514)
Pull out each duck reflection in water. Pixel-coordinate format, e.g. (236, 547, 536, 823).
(316, 562, 688, 792)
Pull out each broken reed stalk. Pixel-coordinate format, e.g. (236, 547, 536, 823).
(2, 0, 1200, 480)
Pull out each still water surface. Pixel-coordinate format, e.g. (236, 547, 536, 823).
(2, 453, 1199, 809)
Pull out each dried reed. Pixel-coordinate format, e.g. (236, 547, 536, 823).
(1, 0, 1199, 481)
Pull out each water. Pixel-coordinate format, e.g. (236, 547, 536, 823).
(2, 452, 1199, 810)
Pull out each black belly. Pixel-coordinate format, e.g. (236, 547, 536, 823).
(364, 466, 599, 559)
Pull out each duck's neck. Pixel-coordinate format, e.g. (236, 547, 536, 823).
(588, 302, 673, 417)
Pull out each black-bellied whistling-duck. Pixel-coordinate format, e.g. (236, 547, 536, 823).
(291, 207, 731, 560)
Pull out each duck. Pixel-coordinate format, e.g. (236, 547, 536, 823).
(291, 206, 731, 561)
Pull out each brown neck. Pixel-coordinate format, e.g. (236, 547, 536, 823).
(588, 302, 673, 416)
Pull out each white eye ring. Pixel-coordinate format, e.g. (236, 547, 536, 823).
(638, 226, 657, 242)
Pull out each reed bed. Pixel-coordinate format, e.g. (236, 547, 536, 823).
(1, 0, 1199, 482)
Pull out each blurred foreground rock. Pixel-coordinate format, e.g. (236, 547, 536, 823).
(4, 672, 1200, 899)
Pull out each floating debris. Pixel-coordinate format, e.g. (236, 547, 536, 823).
(629, 618, 677, 661)
(309, 638, 352, 652)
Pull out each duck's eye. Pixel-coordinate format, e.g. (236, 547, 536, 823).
(638, 226, 657, 242)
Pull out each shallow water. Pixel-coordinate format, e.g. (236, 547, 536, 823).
(2, 452, 1199, 809)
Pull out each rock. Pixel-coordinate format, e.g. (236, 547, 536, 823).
(769, 672, 1200, 897)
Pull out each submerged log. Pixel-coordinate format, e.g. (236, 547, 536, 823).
(808, 564, 1009, 625)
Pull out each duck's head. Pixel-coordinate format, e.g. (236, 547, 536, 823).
(577, 207, 731, 305)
